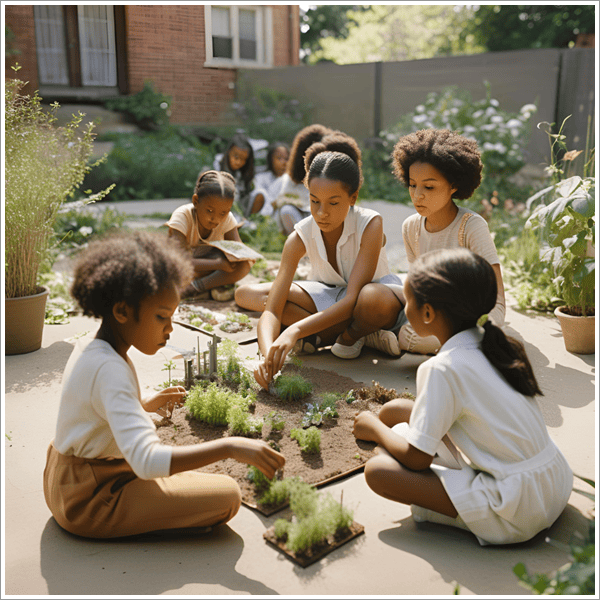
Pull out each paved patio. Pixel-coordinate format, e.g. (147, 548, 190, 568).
(3, 200, 596, 596)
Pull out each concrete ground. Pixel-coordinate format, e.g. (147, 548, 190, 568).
(3, 200, 596, 596)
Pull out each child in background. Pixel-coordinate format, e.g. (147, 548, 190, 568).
(393, 129, 506, 355)
(253, 141, 290, 216)
(353, 248, 572, 546)
(43, 231, 284, 539)
(272, 124, 332, 236)
(236, 131, 405, 388)
(167, 170, 252, 301)
(215, 132, 267, 218)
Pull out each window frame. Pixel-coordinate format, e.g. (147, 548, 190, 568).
(204, 5, 273, 69)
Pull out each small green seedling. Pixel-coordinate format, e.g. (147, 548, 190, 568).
(247, 465, 273, 493)
(301, 392, 339, 428)
(267, 411, 286, 432)
(345, 389, 357, 404)
(162, 359, 177, 386)
(270, 373, 313, 402)
(291, 427, 321, 454)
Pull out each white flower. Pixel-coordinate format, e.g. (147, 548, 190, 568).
(506, 119, 522, 128)
(415, 104, 426, 113)
(485, 106, 496, 116)
(483, 142, 496, 151)
(472, 110, 484, 119)
(412, 114, 428, 123)
(481, 123, 497, 131)
(79, 226, 93, 236)
(463, 125, 476, 133)
(491, 115, 503, 123)
(490, 98, 500, 107)
(520, 103, 537, 114)
(160, 102, 168, 109)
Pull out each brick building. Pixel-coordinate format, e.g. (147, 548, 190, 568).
(5, 4, 300, 125)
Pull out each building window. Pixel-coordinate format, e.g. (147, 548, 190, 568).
(205, 5, 273, 68)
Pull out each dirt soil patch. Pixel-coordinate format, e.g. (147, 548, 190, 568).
(155, 363, 405, 514)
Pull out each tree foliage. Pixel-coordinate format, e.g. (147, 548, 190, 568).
(466, 5, 595, 52)
(300, 4, 369, 62)
(307, 5, 483, 64)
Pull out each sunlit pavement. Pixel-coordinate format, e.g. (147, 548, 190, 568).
(3, 201, 595, 596)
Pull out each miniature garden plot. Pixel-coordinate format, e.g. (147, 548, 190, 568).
(174, 303, 259, 344)
(154, 338, 410, 516)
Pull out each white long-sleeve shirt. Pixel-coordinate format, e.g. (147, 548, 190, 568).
(53, 339, 172, 480)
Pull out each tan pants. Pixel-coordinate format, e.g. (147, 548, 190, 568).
(43, 443, 241, 539)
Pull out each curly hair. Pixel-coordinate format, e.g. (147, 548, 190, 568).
(287, 124, 332, 183)
(392, 129, 483, 200)
(304, 131, 363, 194)
(194, 169, 236, 201)
(70, 231, 194, 320)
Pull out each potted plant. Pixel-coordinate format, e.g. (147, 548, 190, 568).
(526, 117, 595, 354)
(5, 69, 113, 354)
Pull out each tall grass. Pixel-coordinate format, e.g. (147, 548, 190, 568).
(5, 74, 112, 298)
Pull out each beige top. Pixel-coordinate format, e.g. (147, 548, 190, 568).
(402, 207, 505, 325)
(166, 203, 238, 248)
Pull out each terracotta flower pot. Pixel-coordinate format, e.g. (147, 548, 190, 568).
(4, 287, 49, 355)
(554, 306, 596, 355)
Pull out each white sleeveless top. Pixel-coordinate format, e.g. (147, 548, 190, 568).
(294, 206, 394, 286)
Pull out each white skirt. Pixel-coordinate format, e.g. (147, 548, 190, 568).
(392, 422, 573, 545)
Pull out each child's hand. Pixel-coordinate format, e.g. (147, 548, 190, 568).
(352, 411, 381, 443)
(230, 438, 286, 479)
(154, 386, 187, 418)
(254, 362, 271, 390)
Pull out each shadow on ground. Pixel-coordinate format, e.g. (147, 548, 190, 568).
(40, 519, 278, 595)
(5, 341, 75, 394)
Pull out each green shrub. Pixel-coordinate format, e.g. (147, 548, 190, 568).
(272, 373, 313, 402)
(258, 476, 302, 507)
(226, 77, 314, 144)
(267, 411, 286, 432)
(185, 382, 249, 426)
(247, 465, 273, 492)
(227, 403, 263, 437)
(54, 203, 126, 249)
(291, 427, 321, 453)
(104, 81, 171, 130)
(82, 129, 214, 201)
(5, 73, 113, 298)
(238, 215, 286, 256)
(362, 83, 537, 205)
(273, 518, 291, 540)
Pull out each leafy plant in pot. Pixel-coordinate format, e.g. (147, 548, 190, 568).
(525, 117, 595, 354)
(5, 69, 113, 354)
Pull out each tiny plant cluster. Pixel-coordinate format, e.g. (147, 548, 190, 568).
(301, 393, 340, 427)
(272, 485, 354, 555)
(291, 427, 321, 454)
(270, 373, 313, 402)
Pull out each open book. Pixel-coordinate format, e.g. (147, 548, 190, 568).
(204, 240, 263, 265)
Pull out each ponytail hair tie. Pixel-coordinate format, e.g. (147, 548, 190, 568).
(477, 314, 490, 328)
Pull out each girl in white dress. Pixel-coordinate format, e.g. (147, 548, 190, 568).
(353, 248, 573, 545)
(235, 131, 406, 388)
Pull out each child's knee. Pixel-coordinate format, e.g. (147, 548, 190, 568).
(355, 285, 398, 323)
(379, 398, 413, 427)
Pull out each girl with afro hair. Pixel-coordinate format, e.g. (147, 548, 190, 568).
(236, 131, 407, 388)
(43, 231, 284, 539)
(392, 129, 506, 356)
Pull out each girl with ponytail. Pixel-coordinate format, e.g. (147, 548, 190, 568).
(353, 248, 573, 546)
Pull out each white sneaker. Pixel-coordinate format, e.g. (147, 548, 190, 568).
(364, 330, 402, 356)
(331, 338, 365, 359)
(397, 323, 440, 355)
